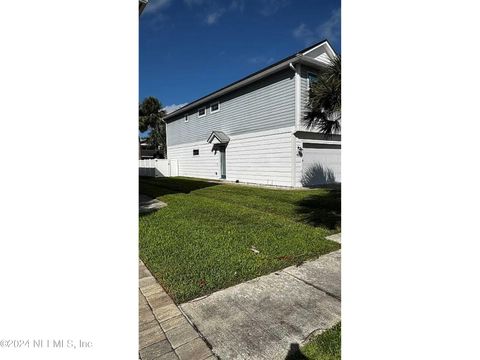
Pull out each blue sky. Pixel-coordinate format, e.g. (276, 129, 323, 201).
(140, 0, 341, 113)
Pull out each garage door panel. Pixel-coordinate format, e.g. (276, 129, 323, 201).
(301, 143, 341, 186)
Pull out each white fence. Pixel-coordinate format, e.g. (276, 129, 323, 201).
(139, 159, 179, 177)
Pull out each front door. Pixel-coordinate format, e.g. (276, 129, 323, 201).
(219, 147, 226, 179)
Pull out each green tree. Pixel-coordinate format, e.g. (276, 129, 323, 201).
(139, 96, 167, 158)
(303, 55, 341, 135)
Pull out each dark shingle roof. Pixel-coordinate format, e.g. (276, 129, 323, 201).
(207, 131, 230, 144)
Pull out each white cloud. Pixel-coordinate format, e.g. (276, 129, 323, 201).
(317, 8, 340, 42)
(259, 0, 289, 16)
(163, 103, 188, 114)
(292, 8, 341, 46)
(293, 23, 313, 40)
(229, 0, 245, 12)
(248, 56, 275, 65)
(183, 0, 244, 25)
(205, 10, 225, 25)
(143, 0, 172, 14)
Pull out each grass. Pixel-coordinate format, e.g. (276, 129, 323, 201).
(298, 323, 341, 360)
(139, 176, 341, 303)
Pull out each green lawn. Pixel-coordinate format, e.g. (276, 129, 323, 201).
(297, 323, 341, 360)
(139, 177, 341, 303)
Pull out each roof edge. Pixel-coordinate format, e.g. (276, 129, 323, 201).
(164, 55, 300, 120)
(207, 130, 230, 144)
(164, 39, 334, 121)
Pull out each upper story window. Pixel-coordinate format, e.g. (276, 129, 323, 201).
(193, 149, 199, 156)
(307, 72, 318, 90)
(184, 115, 188, 123)
(210, 101, 220, 114)
(198, 107, 206, 117)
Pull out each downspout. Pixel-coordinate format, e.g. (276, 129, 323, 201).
(288, 61, 301, 129)
(289, 61, 301, 188)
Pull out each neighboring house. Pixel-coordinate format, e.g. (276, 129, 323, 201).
(139, 139, 164, 159)
(164, 40, 340, 187)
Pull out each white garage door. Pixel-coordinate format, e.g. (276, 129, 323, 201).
(301, 143, 341, 186)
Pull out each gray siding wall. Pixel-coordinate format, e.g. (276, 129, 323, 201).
(166, 69, 295, 147)
(300, 65, 319, 121)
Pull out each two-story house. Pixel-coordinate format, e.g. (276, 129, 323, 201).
(164, 39, 340, 187)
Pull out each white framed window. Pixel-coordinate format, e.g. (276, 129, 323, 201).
(184, 115, 188, 123)
(210, 101, 220, 114)
(193, 149, 199, 156)
(198, 107, 206, 117)
(307, 72, 318, 90)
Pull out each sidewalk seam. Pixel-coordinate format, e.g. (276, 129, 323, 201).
(281, 269, 341, 301)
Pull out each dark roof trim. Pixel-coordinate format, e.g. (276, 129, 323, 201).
(299, 38, 333, 55)
(164, 39, 335, 121)
(294, 131, 341, 142)
(139, 0, 148, 15)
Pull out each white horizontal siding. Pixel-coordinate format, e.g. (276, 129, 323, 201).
(304, 46, 332, 65)
(294, 136, 304, 187)
(226, 128, 293, 187)
(315, 52, 331, 64)
(167, 142, 220, 180)
(167, 127, 295, 186)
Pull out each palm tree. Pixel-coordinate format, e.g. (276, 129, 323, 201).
(139, 96, 167, 158)
(303, 55, 341, 135)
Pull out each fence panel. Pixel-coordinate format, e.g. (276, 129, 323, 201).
(139, 159, 178, 177)
(170, 159, 179, 177)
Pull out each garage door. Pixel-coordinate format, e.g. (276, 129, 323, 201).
(301, 143, 341, 186)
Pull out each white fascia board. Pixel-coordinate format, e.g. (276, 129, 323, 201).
(298, 56, 330, 70)
(301, 40, 338, 58)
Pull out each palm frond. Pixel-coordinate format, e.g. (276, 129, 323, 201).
(303, 55, 341, 135)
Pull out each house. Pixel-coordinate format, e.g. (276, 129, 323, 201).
(164, 40, 341, 187)
(139, 138, 164, 159)
(139, 0, 148, 16)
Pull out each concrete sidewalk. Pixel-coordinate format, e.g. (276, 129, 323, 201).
(139, 261, 215, 360)
(180, 249, 341, 360)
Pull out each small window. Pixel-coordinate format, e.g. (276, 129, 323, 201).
(210, 101, 220, 113)
(198, 107, 206, 117)
(193, 149, 199, 156)
(307, 72, 318, 90)
(184, 115, 188, 123)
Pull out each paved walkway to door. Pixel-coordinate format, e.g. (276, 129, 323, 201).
(139, 260, 215, 360)
(180, 246, 341, 360)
